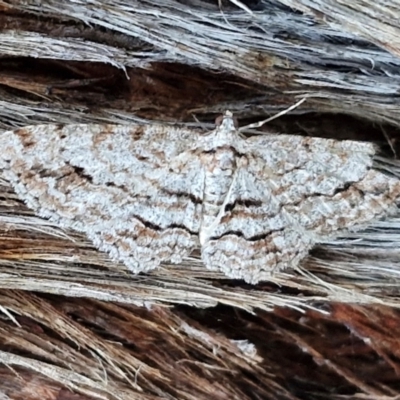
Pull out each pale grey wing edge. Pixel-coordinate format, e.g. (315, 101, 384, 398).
(202, 228, 313, 284)
(0, 123, 202, 273)
(248, 133, 377, 193)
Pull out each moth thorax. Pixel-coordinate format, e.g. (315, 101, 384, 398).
(200, 148, 237, 228)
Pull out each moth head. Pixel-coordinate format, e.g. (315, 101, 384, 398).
(215, 110, 239, 131)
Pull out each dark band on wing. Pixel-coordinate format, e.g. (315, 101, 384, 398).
(160, 188, 203, 204)
(224, 199, 263, 212)
(210, 228, 284, 242)
(201, 145, 247, 158)
(132, 214, 198, 235)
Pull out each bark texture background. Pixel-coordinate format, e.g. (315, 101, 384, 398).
(1, 0, 400, 399)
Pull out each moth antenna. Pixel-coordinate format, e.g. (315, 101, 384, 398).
(239, 97, 307, 132)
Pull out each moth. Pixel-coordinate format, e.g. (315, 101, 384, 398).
(0, 111, 399, 283)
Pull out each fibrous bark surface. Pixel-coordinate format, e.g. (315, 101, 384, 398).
(1, 0, 400, 399)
